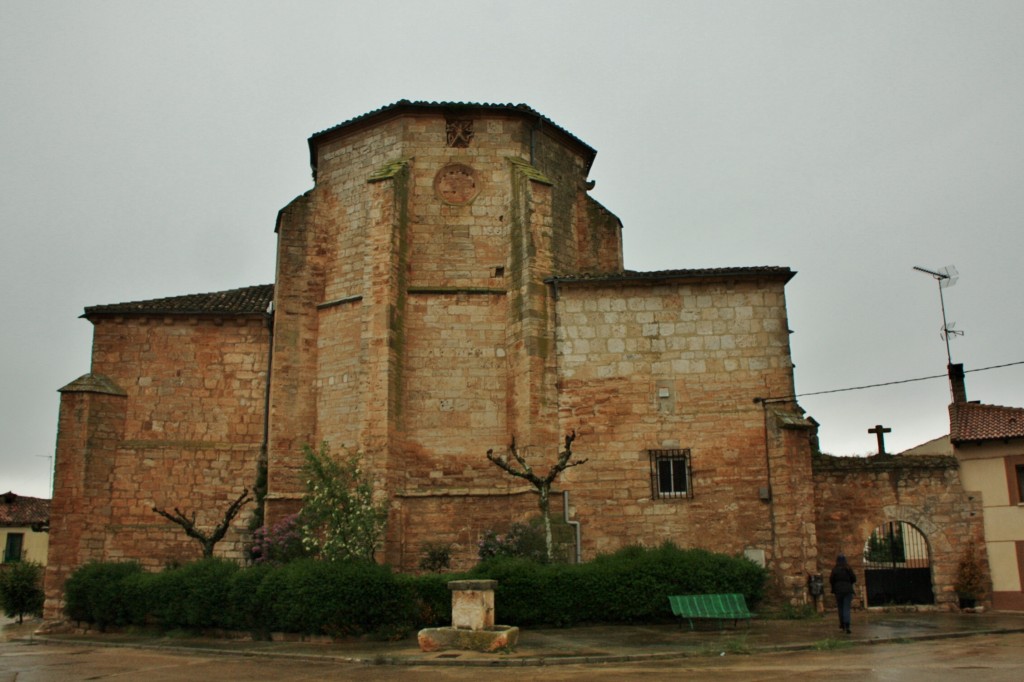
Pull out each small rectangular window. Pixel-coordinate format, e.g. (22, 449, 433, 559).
(1016, 465, 1024, 504)
(3, 533, 24, 563)
(649, 449, 691, 499)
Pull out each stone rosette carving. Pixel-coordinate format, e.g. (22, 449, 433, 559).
(434, 163, 479, 205)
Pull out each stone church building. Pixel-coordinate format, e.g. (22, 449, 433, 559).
(45, 102, 985, 617)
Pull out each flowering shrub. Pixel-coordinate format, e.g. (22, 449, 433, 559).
(299, 442, 388, 562)
(249, 513, 306, 564)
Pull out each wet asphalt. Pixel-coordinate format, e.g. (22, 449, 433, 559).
(6, 609, 1024, 667)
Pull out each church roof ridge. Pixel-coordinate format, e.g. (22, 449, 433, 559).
(83, 283, 273, 318)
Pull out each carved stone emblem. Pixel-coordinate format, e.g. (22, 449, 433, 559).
(446, 119, 474, 147)
(434, 163, 478, 204)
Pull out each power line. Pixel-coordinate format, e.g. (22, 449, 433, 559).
(757, 360, 1024, 404)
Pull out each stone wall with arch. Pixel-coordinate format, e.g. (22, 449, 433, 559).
(813, 453, 987, 610)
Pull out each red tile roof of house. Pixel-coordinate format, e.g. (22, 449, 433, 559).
(949, 402, 1024, 443)
(0, 492, 50, 527)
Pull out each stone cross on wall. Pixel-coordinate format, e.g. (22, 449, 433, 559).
(868, 424, 892, 455)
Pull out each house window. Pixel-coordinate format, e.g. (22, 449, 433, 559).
(649, 449, 691, 499)
(3, 533, 23, 563)
(1017, 465, 1024, 505)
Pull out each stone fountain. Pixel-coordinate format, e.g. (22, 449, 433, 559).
(417, 579, 519, 652)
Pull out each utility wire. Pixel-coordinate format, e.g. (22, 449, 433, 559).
(758, 360, 1024, 404)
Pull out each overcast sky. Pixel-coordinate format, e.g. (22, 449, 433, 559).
(3, 1, 1023, 499)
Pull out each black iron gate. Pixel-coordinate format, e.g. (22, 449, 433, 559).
(863, 520, 934, 606)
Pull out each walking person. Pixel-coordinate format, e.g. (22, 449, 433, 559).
(830, 554, 856, 634)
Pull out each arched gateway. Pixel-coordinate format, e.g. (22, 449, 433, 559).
(862, 520, 934, 606)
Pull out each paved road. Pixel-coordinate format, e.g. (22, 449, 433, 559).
(2, 632, 1022, 681)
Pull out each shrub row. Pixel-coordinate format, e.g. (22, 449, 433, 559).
(469, 543, 767, 626)
(64, 558, 429, 636)
(63, 543, 765, 634)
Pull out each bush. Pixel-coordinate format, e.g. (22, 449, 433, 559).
(418, 542, 452, 572)
(64, 561, 146, 629)
(147, 558, 240, 630)
(249, 513, 307, 564)
(470, 542, 767, 626)
(258, 558, 416, 636)
(299, 443, 388, 562)
(60, 543, 766, 634)
(478, 517, 574, 564)
(0, 562, 45, 623)
(226, 561, 275, 634)
(398, 571, 453, 627)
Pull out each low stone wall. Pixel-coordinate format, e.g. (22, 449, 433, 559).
(812, 453, 986, 609)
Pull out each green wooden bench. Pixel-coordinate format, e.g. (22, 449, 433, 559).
(668, 593, 755, 630)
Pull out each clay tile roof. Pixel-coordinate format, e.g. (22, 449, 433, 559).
(83, 284, 273, 319)
(308, 100, 597, 175)
(949, 402, 1024, 443)
(0, 492, 50, 527)
(550, 266, 796, 285)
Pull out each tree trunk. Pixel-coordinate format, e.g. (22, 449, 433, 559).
(539, 484, 552, 562)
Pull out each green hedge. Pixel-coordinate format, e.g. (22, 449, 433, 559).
(469, 543, 767, 626)
(64, 561, 147, 629)
(62, 544, 766, 634)
(147, 558, 239, 629)
(257, 559, 416, 635)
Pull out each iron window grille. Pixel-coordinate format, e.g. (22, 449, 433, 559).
(649, 449, 692, 499)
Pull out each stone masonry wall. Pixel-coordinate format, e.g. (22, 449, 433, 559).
(45, 385, 125, 618)
(45, 315, 269, 617)
(266, 109, 617, 564)
(553, 277, 802, 568)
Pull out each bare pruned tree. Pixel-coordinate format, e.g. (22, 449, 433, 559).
(486, 431, 586, 562)
(152, 488, 252, 559)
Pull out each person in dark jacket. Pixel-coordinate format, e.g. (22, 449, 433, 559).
(829, 554, 857, 633)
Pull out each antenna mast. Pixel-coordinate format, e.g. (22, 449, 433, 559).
(913, 265, 961, 398)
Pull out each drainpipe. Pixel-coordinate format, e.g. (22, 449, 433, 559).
(256, 307, 274, 526)
(563, 490, 582, 564)
(550, 279, 579, 563)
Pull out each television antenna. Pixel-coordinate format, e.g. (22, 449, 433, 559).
(912, 265, 961, 365)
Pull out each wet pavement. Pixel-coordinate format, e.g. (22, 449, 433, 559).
(5, 610, 1024, 667)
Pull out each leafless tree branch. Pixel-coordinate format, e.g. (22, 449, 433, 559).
(153, 488, 252, 558)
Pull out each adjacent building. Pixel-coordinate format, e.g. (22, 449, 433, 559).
(1, 492, 49, 564)
(949, 381, 1024, 610)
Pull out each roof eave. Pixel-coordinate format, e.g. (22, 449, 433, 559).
(547, 267, 796, 287)
(82, 309, 271, 321)
(307, 101, 598, 182)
